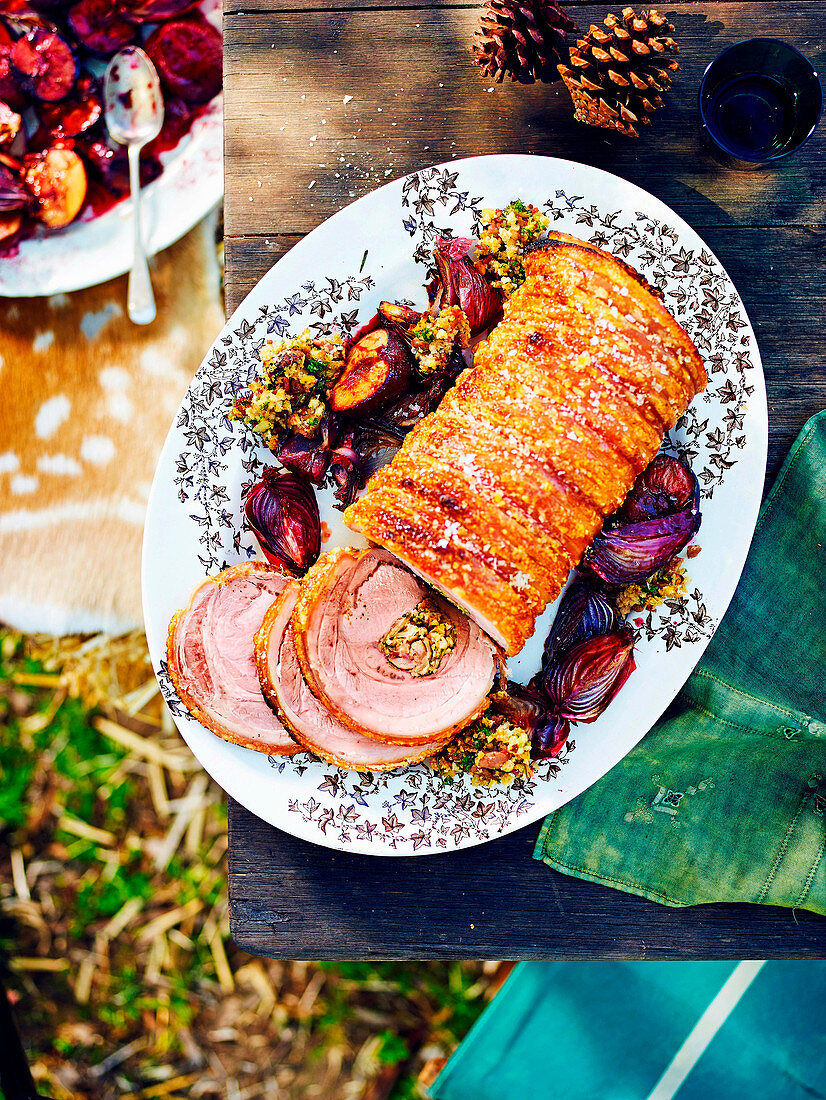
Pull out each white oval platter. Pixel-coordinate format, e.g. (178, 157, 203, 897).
(142, 154, 767, 857)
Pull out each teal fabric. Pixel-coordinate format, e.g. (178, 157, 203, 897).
(534, 412, 826, 914)
(431, 961, 826, 1100)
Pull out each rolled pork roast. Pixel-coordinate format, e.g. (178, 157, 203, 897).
(255, 580, 450, 770)
(344, 232, 707, 654)
(166, 561, 299, 755)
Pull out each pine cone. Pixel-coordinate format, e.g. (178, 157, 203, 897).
(470, 0, 579, 85)
(558, 7, 679, 136)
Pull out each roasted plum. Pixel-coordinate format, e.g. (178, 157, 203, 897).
(78, 135, 161, 198)
(120, 0, 200, 21)
(330, 328, 413, 416)
(378, 300, 423, 329)
(143, 94, 192, 158)
(36, 73, 101, 140)
(24, 146, 87, 227)
(0, 48, 26, 110)
(144, 16, 221, 105)
(68, 0, 135, 55)
(0, 97, 20, 144)
(10, 28, 77, 102)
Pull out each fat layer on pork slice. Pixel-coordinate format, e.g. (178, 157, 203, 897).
(256, 581, 449, 771)
(291, 547, 497, 744)
(166, 561, 299, 755)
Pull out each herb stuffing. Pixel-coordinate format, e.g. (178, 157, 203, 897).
(616, 555, 689, 618)
(411, 305, 471, 376)
(379, 600, 457, 677)
(230, 330, 345, 448)
(477, 199, 549, 297)
(432, 710, 533, 787)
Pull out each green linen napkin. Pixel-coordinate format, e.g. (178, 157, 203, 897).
(534, 411, 826, 915)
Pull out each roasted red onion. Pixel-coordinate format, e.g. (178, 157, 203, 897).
(542, 578, 618, 672)
(618, 453, 698, 524)
(328, 427, 360, 507)
(584, 503, 701, 587)
(353, 421, 404, 477)
(433, 236, 503, 335)
(330, 421, 404, 508)
(276, 412, 338, 485)
(532, 713, 571, 759)
(544, 629, 636, 724)
(489, 682, 546, 731)
(486, 684, 570, 762)
(244, 468, 320, 575)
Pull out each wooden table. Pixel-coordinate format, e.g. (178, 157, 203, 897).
(224, 1, 826, 958)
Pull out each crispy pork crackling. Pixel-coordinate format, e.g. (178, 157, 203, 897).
(344, 232, 707, 654)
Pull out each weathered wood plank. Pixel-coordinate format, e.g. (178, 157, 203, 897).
(227, 800, 826, 959)
(223, 3, 826, 238)
(223, 1, 826, 959)
(225, 225, 826, 485)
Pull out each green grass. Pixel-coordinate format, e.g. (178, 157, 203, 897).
(0, 630, 494, 1099)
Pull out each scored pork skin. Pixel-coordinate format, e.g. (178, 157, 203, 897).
(344, 232, 707, 655)
(166, 561, 299, 755)
(291, 547, 498, 744)
(255, 580, 449, 770)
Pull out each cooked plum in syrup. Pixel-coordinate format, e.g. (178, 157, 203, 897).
(35, 74, 102, 141)
(11, 28, 77, 102)
(120, 0, 201, 22)
(68, 0, 136, 55)
(24, 146, 87, 227)
(145, 17, 221, 105)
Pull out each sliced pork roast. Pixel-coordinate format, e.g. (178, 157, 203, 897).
(289, 547, 498, 744)
(256, 580, 449, 770)
(166, 561, 299, 755)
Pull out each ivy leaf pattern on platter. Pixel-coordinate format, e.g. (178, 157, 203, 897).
(159, 167, 759, 853)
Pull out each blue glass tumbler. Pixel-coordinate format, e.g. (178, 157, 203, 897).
(699, 38, 822, 165)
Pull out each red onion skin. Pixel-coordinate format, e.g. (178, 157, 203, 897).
(584, 503, 701, 586)
(434, 237, 503, 336)
(244, 468, 320, 575)
(618, 453, 697, 524)
(544, 629, 636, 724)
(542, 578, 618, 673)
(533, 714, 570, 759)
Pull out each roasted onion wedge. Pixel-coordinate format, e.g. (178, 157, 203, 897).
(256, 581, 448, 771)
(291, 547, 497, 745)
(166, 561, 299, 755)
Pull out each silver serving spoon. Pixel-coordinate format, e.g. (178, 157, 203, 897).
(104, 47, 165, 326)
